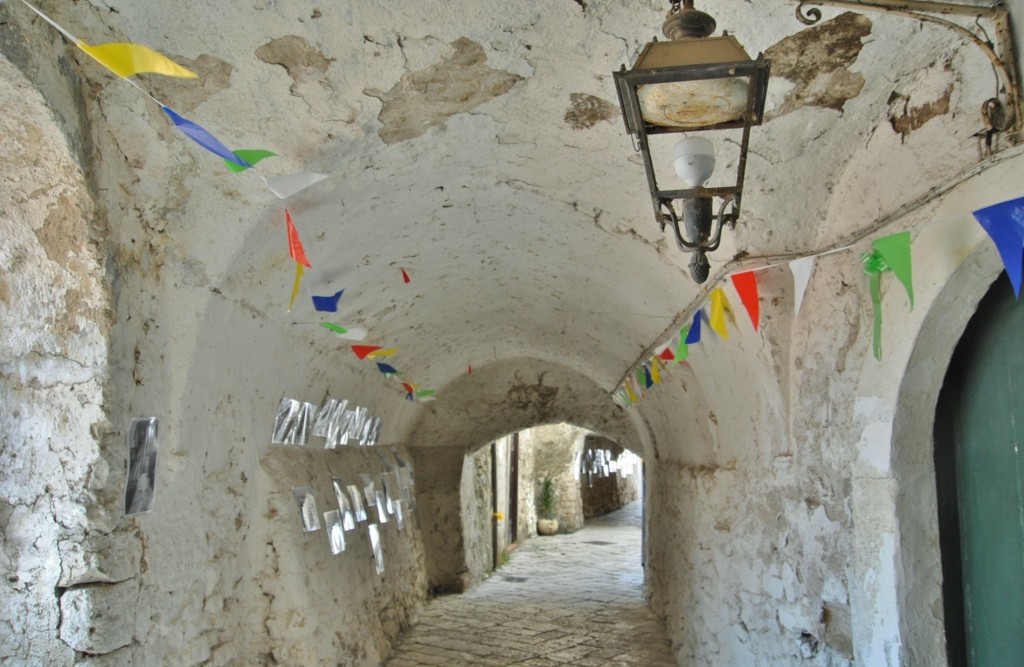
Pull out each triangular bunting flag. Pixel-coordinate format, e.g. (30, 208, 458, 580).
(262, 173, 328, 199)
(352, 345, 382, 360)
(873, 231, 914, 308)
(789, 256, 816, 316)
(288, 262, 303, 312)
(366, 348, 398, 359)
(730, 271, 760, 331)
(163, 107, 251, 168)
(675, 326, 690, 363)
(319, 322, 347, 335)
(285, 210, 312, 268)
(401, 268, 411, 283)
(78, 41, 198, 79)
(376, 363, 399, 376)
(686, 311, 702, 344)
(312, 289, 344, 313)
(650, 358, 661, 384)
(709, 288, 730, 340)
(973, 196, 1024, 297)
(225, 149, 276, 173)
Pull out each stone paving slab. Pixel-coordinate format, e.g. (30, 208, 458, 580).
(386, 502, 677, 666)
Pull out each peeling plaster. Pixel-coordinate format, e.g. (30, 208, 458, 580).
(365, 37, 523, 145)
(765, 12, 872, 119)
(564, 92, 616, 130)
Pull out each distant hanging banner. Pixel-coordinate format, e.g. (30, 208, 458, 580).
(862, 231, 913, 360)
(972, 196, 1024, 297)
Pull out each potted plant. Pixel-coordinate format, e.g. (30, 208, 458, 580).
(536, 477, 559, 536)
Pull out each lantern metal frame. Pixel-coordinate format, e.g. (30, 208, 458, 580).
(614, 5, 771, 283)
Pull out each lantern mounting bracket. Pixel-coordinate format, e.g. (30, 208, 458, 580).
(794, 0, 1021, 138)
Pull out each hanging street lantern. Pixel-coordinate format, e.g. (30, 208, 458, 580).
(614, 0, 770, 283)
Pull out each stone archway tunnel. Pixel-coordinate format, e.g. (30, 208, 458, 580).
(2, 0, 1024, 664)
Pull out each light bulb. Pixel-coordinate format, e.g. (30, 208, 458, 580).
(673, 136, 715, 187)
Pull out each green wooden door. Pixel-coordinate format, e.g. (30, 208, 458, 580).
(936, 279, 1024, 666)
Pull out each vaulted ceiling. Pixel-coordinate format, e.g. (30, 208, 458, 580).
(9, 0, 1009, 442)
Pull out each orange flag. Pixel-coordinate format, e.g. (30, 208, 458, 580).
(285, 210, 311, 268)
(730, 271, 760, 331)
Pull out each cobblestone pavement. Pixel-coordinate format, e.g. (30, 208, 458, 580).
(386, 502, 677, 666)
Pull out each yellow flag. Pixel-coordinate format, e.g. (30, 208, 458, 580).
(650, 358, 661, 384)
(367, 348, 399, 359)
(709, 288, 730, 340)
(78, 41, 198, 79)
(625, 381, 638, 403)
(288, 262, 304, 312)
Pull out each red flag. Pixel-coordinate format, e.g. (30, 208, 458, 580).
(401, 268, 411, 283)
(401, 382, 416, 395)
(351, 345, 382, 360)
(285, 209, 311, 268)
(730, 271, 760, 331)
(467, 364, 473, 376)
(658, 347, 675, 361)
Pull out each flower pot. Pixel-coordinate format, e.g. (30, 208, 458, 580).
(537, 518, 559, 536)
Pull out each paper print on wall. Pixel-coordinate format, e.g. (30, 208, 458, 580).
(293, 487, 321, 532)
(347, 481, 368, 523)
(394, 500, 405, 531)
(381, 473, 396, 515)
(368, 524, 385, 575)
(272, 398, 314, 445)
(324, 510, 346, 555)
(374, 490, 389, 524)
(124, 417, 159, 516)
(332, 478, 357, 530)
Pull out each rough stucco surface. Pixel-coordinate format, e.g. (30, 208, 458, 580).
(3, 0, 1024, 664)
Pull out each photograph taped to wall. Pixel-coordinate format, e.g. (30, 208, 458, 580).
(272, 398, 313, 445)
(347, 406, 368, 443)
(394, 499, 405, 531)
(375, 490, 389, 523)
(382, 447, 400, 471)
(331, 407, 356, 447)
(293, 487, 321, 532)
(124, 417, 159, 516)
(359, 473, 377, 507)
(324, 510, 345, 554)
(365, 416, 381, 446)
(360, 415, 375, 446)
(380, 471, 395, 514)
(347, 483, 367, 522)
(312, 397, 339, 438)
(332, 478, 357, 530)
(368, 524, 384, 574)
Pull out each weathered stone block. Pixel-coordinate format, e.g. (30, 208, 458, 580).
(59, 580, 138, 654)
(58, 532, 143, 587)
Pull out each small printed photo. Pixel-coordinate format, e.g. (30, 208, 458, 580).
(293, 487, 321, 532)
(332, 478, 357, 530)
(124, 417, 159, 516)
(348, 484, 368, 522)
(368, 524, 384, 575)
(324, 510, 345, 555)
